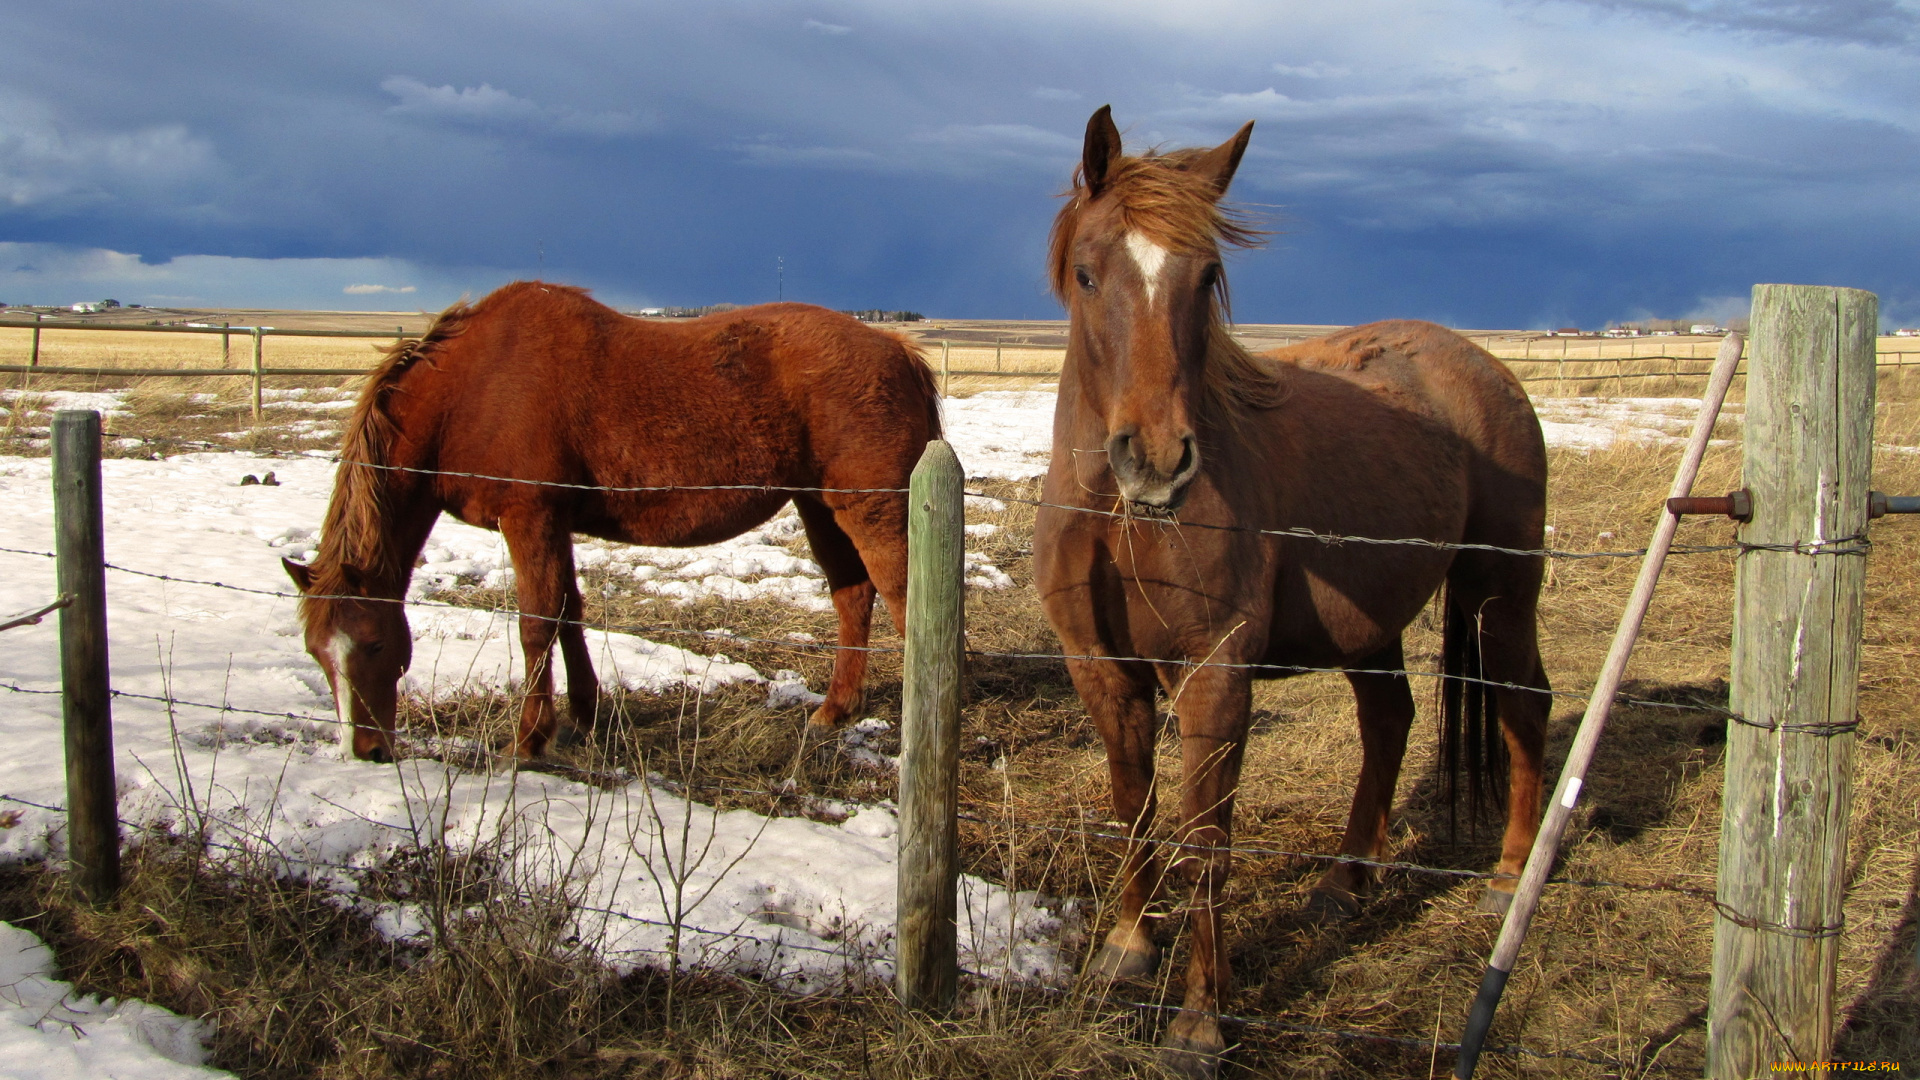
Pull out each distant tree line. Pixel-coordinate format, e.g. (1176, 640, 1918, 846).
(840, 309, 923, 323)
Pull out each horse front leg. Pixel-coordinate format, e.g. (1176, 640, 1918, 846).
(1068, 655, 1164, 980)
(503, 514, 576, 759)
(1310, 639, 1417, 920)
(553, 580, 599, 747)
(1160, 664, 1251, 1077)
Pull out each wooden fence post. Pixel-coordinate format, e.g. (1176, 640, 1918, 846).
(896, 438, 964, 1012)
(30, 313, 41, 368)
(52, 410, 121, 907)
(251, 326, 264, 423)
(1708, 284, 1876, 1075)
(221, 322, 231, 367)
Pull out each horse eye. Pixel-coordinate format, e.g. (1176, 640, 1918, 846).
(363, 642, 385, 656)
(1199, 263, 1221, 290)
(1074, 266, 1096, 293)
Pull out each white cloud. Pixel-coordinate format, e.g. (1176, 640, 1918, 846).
(380, 76, 655, 137)
(803, 19, 853, 34)
(0, 92, 216, 210)
(1271, 61, 1350, 78)
(0, 243, 471, 309)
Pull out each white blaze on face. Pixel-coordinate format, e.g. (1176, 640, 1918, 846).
(326, 631, 355, 752)
(1124, 231, 1169, 305)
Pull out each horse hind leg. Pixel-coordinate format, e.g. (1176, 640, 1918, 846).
(794, 496, 878, 731)
(1308, 638, 1417, 922)
(1445, 554, 1550, 913)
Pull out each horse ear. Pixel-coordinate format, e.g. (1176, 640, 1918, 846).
(1082, 105, 1122, 197)
(1188, 119, 1255, 199)
(282, 557, 313, 593)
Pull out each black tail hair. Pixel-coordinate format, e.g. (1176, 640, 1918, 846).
(1441, 586, 1509, 840)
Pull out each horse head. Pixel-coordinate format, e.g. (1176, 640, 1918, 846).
(1050, 106, 1257, 512)
(284, 556, 411, 763)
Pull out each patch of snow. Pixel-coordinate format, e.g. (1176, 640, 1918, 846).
(0, 920, 228, 1079)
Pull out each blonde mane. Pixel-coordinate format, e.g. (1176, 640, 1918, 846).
(303, 300, 473, 605)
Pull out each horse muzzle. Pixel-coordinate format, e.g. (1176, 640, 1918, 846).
(1106, 426, 1201, 511)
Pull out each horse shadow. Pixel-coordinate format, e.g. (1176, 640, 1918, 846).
(1219, 677, 1732, 1028)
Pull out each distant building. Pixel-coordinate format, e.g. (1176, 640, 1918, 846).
(637, 308, 665, 317)
(1691, 323, 1727, 335)
(70, 302, 102, 313)
(1895, 328, 1919, 337)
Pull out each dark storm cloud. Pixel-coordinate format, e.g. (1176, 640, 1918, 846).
(1550, 0, 1920, 47)
(0, 0, 1916, 326)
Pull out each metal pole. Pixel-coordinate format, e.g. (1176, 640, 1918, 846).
(1709, 286, 1875, 1075)
(1454, 332, 1746, 1077)
(52, 410, 120, 907)
(896, 438, 964, 1012)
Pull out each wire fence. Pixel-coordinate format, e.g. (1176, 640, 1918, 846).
(1, 455, 1870, 1072)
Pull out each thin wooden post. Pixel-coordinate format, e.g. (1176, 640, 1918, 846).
(52, 410, 120, 907)
(995, 335, 1002, 371)
(30, 313, 41, 367)
(221, 322, 230, 367)
(940, 340, 951, 398)
(250, 326, 264, 423)
(896, 438, 964, 1012)
(1454, 333, 1745, 1077)
(1708, 285, 1875, 1075)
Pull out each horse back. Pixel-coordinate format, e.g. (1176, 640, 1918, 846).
(379, 284, 938, 544)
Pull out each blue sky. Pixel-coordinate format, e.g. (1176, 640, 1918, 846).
(3, 0, 1918, 327)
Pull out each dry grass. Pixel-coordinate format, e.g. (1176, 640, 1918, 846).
(8, 364, 1919, 1076)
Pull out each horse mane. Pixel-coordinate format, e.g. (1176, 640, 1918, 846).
(1047, 146, 1283, 412)
(305, 299, 475, 603)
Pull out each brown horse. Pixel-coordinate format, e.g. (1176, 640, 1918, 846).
(1033, 107, 1550, 1073)
(284, 282, 940, 761)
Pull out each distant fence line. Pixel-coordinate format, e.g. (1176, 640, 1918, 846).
(9, 317, 1920, 404)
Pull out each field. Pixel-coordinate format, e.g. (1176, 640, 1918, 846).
(0, 313, 1916, 1077)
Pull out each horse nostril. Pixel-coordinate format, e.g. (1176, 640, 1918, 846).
(1173, 436, 1197, 481)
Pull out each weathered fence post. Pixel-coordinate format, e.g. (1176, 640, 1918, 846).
(221, 322, 231, 367)
(52, 410, 120, 906)
(29, 313, 42, 368)
(940, 340, 951, 398)
(251, 326, 264, 423)
(1708, 284, 1875, 1076)
(896, 438, 964, 1011)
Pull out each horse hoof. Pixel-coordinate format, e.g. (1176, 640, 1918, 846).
(1160, 1020, 1227, 1078)
(553, 723, 586, 750)
(805, 704, 846, 732)
(1087, 940, 1160, 980)
(1304, 885, 1362, 924)
(1479, 886, 1515, 914)
(366, 746, 392, 765)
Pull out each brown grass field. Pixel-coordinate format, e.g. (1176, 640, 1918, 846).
(0, 316, 1916, 1077)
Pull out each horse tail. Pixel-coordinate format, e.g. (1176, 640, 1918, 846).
(1440, 584, 1508, 840)
(892, 333, 943, 441)
(318, 299, 475, 585)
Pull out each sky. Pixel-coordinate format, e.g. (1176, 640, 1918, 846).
(2, 0, 1918, 328)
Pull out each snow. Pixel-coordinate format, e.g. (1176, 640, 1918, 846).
(0, 386, 1730, 1068)
(0, 921, 226, 1079)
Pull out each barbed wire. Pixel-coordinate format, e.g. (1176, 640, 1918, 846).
(0, 543, 1754, 716)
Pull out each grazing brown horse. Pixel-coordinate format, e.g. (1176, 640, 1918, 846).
(284, 282, 940, 761)
(1033, 107, 1550, 1073)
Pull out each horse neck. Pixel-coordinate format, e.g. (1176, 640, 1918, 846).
(314, 462, 441, 601)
